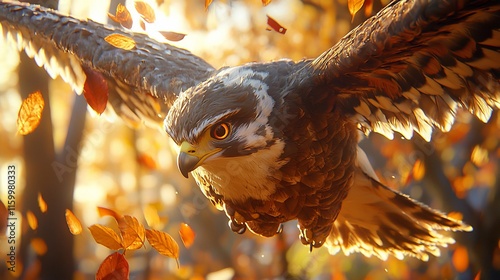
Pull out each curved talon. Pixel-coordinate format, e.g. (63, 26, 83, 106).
(276, 223, 283, 234)
(228, 219, 246, 234)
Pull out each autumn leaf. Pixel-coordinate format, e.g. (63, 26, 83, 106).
(38, 193, 47, 213)
(96, 252, 129, 280)
(82, 66, 108, 115)
(137, 154, 157, 170)
(108, 3, 133, 29)
(262, 0, 272, 6)
(26, 210, 38, 230)
(159, 31, 186, 42)
(452, 245, 469, 273)
(364, 0, 373, 17)
(205, 0, 213, 10)
(266, 15, 287, 34)
(97, 206, 123, 221)
(348, 0, 365, 20)
(118, 215, 146, 250)
(146, 229, 180, 266)
(65, 209, 83, 235)
(89, 224, 123, 250)
(104, 33, 136, 50)
(17, 91, 45, 135)
(31, 238, 47, 256)
(143, 204, 162, 229)
(135, 1, 156, 23)
(412, 159, 425, 181)
(179, 223, 195, 248)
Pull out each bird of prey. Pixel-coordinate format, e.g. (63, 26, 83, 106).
(1, 0, 499, 261)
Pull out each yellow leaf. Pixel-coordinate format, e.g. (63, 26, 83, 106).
(31, 238, 47, 256)
(412, 159, 425, 181)
(143, 204, 161, 229)
(104, 34, 136, 50)
(179, 223, 195, 248)
(17, 91, 45, 135)
(118, 215, 146, 250)
(26, 210, 38, 230)
(65, 209, 83, 235)
(135, 1, 156, 23)
(146, 229, 179, 266)
(114, 3, 133, 29)
(89, 224, 123, 250)
(347, 0, 365, 20)
(38, 193, 47, 213)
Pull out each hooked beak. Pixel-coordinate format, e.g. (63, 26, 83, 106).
(177, 141, 221, 178)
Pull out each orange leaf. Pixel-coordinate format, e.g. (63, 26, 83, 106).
(118, 215, 146, 250)
(262, 0, 272, 6)
(97, 206, 123, 221)
(364, 0, 373, 17)
(104, 34, 136, 50)
(17, 91, 45, 135)
(139, 19, 147, 31)
(266, 15, 287, 34)
(37, 193, 47, 213)
(205, 0, 213, 10)
(348, 0, 365, 20)
(143, 204, 162, 229)
(179, 223, 195, 248)
(146, 229, 179, 266)
(135, 1, 156, 23)
(412, 159, 425, 181)
(96, 252, 129, 280)
(26, 210, 38, 230)
(82, 66, 108, 115)
(110, 3, 133, 29)
(452, 245, 469, 273)
(65, 209, 83, 235)
(137, 154, 157, 170)
(31, 238, 47, 256)
(158, 31, 186, 42)
(89, 224, 123, 250)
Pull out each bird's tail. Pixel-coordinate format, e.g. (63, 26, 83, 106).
(326, 150, 471, 261)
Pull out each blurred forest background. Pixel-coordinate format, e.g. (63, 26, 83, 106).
(0, 0, 499, 279)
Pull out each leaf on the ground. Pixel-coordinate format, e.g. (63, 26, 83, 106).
(159, 31, 186, 42)
(65, 209, 83, 235)
(26, 210, 38, 230)
(104, 34, 136, 50)
(135, 1, 156, 23)
(31, 238, 47, 256)
(38, 193, 47, 213)
(17, 91, 45, 135)
(146, 229, 180, 266)
(266, 15, 287, 34)
(89, 224, 123, 250)
(82, 67, 108, 115)
(118, 215, 146, 250)
(96, 252, 130, 280)
(108, 3, 133, 29)
(97, 206, 123, 221)
(179, 223, 195, 248)
(348, 0, 365, 20)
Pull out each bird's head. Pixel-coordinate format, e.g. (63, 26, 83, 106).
(164, 65, 285, 184)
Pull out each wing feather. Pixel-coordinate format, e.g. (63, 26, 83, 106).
(308, 0, 500, 141)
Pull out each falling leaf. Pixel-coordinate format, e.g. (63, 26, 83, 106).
(266, 15, 287, 34)
(159, 31, 186, 42)
(135, 1, 156, 23)
(348, 0, 365, 20)
(31, 238, 47, 256)
(146, 229, 180, 266)
(364, 0, 373, 17)
(140, 19, 146, 31)
(118, 215, 146, 250)
(17, 91, 45, 135)
(137, 154, 157, 170)
(205, 0, 213, 10)
(452, 245, 469, 273)
(26, 210, 38, 230)
(38, 193, 47, 213)
(179, 223, 195, 248)
(89, 224, 123, 250)
(262, 0, 272, 6)
(96, 252, 129, 280)
(108, 3, 133, 29)
(411, 159, 425, 181)
(471, 145, 489, 167)
(143, 204, 162, 229)
(97, 206, 123, 221)
(65, 209, 83, 235)
(104, 34, 136, 50)
(82, 66, 108, 115)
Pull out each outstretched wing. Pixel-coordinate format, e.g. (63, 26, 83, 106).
(308, 0, 500, 141)
(0, 2, 215, 126)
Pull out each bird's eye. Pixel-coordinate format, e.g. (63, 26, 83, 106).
(211, 123, 231, 140)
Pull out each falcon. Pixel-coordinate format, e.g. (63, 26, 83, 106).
(1, 0, 499, 261)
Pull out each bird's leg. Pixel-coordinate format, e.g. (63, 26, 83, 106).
(223, 203, 247, 234)
(297, 219, 332, 249)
